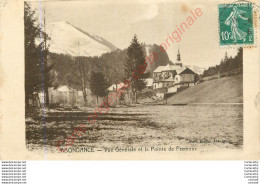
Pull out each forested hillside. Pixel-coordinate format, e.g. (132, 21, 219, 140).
(144, 44, 171, 76)
(49, 44, 171, 89)
(49, 49, 127, 90)
(202, 48, 243, 77)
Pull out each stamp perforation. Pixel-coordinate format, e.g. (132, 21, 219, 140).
(218, 1, 258, 48)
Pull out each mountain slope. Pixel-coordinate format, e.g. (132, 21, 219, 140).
(184, 65, 205, 75)
(143, 44, 171, 76)
(68, 22, 117, 51)
(167, 75, 243, 104)
(46, 21, 117, 57)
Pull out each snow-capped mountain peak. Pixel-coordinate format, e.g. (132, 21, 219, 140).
(46, 21, 117, 57)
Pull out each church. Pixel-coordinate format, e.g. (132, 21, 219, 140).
(153, 48, 197, 90)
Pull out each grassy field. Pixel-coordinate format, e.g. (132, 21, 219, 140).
(26, 104, 243, 153)
(167, 75, 243, 104)
(26, 75, 243, 154)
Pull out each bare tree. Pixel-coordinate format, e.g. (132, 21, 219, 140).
(77, 42, 88, 106)
(40, 9, 57, 107)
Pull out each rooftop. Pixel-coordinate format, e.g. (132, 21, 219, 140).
(153, 64, 185, 74)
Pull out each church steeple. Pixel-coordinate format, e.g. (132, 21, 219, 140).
(177, 47, 181, 61)
(176, 46, 182, 67)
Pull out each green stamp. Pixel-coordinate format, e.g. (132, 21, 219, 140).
(219, 3, 254, 46)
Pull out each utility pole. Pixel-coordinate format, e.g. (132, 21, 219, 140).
(165, 86, 168, 104)
(77, 42, 87, 106)
(43, 9, 50, 107)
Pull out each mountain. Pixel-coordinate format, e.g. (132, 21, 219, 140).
(68, 23, 117, 51)
(184, 65, 205, 75)
(143, 45, 204, 75)
(46, 21, 117, 57)
(143, 44, 171, 76)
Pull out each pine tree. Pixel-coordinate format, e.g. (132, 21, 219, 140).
(41, 10, 56, 107)
(124, 35, 147, 103)
(89, 72, 108, 104)
(237, 47, 243, 70)
(24, 3, 57, 110)
(25, 2, 42, 109)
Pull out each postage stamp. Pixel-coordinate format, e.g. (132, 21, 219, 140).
(218, 3, 255, 46)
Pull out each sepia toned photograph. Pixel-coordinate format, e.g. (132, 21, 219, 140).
(0, 0, 258, 161)
(23, 1, 247, 156)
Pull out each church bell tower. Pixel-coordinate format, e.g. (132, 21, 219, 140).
(176, 47, 182, 67)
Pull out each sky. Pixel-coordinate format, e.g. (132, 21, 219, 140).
(30, 0, 239, 68)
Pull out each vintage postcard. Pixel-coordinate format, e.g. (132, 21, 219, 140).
(0, 0, 259, 160)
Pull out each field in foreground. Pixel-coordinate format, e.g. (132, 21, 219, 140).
(26, 104, 243, 153)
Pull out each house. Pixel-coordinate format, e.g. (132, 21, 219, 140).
(153, 64, 183, 89)
(108, 83, 125, 91)
(48, 85, 78, 106)
(174, 67, 197, 87)
(153, 48, 197, 89)
(45, 85, 97, 107)
(145, 78, 153, 89)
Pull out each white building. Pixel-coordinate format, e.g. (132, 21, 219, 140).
(153, 48, 197, 90)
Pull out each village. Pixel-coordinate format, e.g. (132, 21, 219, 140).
(42, 48, 198, 108)
(24, 1, 243, 154)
